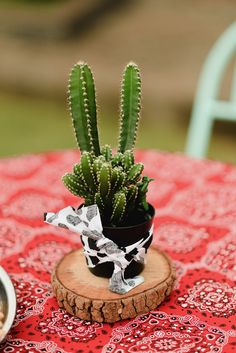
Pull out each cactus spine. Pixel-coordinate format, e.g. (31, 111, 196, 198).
(64, 61, 153, 226)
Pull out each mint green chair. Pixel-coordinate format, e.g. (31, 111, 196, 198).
(185, 22, 236, 158)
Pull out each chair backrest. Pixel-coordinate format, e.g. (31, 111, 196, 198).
(185, 22, 236, 158)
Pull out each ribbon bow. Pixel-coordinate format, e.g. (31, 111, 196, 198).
(45, 205, 152, 294)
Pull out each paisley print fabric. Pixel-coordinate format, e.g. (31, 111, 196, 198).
(0, 150, 235, 352)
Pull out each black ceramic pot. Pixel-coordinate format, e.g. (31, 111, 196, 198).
(87, 204, 155, 279)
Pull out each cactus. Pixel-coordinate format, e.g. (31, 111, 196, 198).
(63, 61, 153, 226)
(137, 176, 154, 211)
(118, 63, 141, 153)
(98, 163, 111, 202)
(127, 163, 144, 183)
(62, 150, 152, 226)
(111, 191, 126, 225)
(101, 145, 112, 161)
(68, 62, 100, 156)
(80, 152, 96, 192)
(122, 150, 134, 171)
(111, 152, 123, 167)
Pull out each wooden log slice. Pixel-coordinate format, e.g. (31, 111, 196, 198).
(52, 247, 176, 323)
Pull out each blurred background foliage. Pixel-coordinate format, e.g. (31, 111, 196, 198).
(0, 0, 235, 162)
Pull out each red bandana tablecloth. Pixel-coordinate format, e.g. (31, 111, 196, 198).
(0, 149, 235, 353)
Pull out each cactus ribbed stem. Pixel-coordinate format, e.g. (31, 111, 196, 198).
(118, 63, 141, 153)
(113, 170, 126, 191)
(101, 145, 112, 161)
(111, 152, 123, 167)
(68, 62, 100, 155)
(98, 163, 111, 202)
(111, 191, 126, 225)
(111, 167, 120, 189)
(63, 172, 89, 196)
(83, 64, 100, 155)
(137, 176, 154, 211)
(95, 192, 105, 212)
(80, 152, 96, 191)
(127, 163, 144, 183)
(93, 156, 105, 180)
(62, 173, 79, 196)
(127, 185, 138, 203)
(122, 150, 134, 171)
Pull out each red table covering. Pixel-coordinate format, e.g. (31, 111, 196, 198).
(0, 149, 235, 353)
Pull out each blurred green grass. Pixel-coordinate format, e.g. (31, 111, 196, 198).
(0, 91, 235, 164)
(0, 0, 64, 8)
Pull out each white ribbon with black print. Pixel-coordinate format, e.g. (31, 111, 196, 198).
(44, 205, 153, 294)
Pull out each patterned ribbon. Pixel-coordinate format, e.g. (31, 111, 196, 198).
(44, 205, 153, 294)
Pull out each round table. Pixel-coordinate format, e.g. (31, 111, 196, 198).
(0, 149, 235, 352)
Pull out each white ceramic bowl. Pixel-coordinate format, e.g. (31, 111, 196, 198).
(0, 266, 16, 342)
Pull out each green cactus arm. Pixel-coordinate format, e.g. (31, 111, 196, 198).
(80, 152, 96, 191)
(111, 152, 124, 167)
(68, 63, 90, 152)
(138, 194, 149, 212)
(127, 163, 144, 183)
(122, 150, 134, 171)
(62, 173, 84, 195)
(112, 169, 126, 191)
(126, 185, 138, 203)
(73, 162, 84, 179)
(110, 166, 120, 188)
(111, 191, 126, 225)
(73, 163, 90, 191)
(98, 163, 111, 202)
(137, 176, 154, 211)
(101, 145, 112, 161)
(73, 163, 82, 176)
(62, 173, 79, 196)
(62, 172, 89, 197)
(93, 155, 106, 180)
(83, 64, 100, 155)
(68, 62, 100, 155)
(126, 185, 138, 213)
(95, 192, 105, 213)
(118, 62, 141, 153)
(138, 176, 154, 193)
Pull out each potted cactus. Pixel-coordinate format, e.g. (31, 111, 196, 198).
(62, 61, 155, 278)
